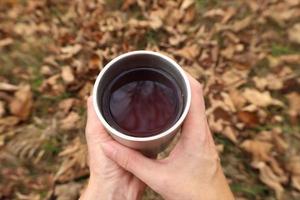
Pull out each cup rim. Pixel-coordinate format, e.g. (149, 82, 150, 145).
(92, 50, 191, 142)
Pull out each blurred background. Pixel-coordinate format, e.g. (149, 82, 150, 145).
(0, 0, 300, 199)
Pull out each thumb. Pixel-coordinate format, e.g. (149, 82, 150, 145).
(101, 140, 161, 185)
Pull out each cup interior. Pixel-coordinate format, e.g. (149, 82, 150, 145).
(94, 52, 190, 139)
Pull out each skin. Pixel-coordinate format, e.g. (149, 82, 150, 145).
(80, 75, 234, 200)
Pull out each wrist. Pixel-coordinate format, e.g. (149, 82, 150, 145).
(80, 176, 142, 200)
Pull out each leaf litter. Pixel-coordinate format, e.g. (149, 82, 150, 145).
(0, 0, 300, 199)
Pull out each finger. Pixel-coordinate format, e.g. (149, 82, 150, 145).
(101, 140, 162, 188)
(86, 96, 111, 145)
(180, 74, 210, 143)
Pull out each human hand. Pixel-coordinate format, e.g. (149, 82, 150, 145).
(80, 97, 145, 200)
(100, 75, 234, 200)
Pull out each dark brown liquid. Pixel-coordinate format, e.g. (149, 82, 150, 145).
(102, 68, 182, 137)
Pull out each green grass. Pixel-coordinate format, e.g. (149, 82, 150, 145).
(271, 43, 300, 57)
(43, 139, 61, 156)
(231, 183, 270, 198)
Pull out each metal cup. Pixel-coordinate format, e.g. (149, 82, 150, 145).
(93, 51, 191, 156)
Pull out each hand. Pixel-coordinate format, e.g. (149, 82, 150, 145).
(100, 75, 234, 200)
(80, 97, 145, 200)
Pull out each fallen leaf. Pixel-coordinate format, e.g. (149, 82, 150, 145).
(9, 85, 33, 120)
(79, 82, 93, 98)
(204, 9, 225, 18)
(287, 156, 300, 191)
(0, 101, 5, 117)
(232, 16, 252, 32)
(0, 38, 13, 48)
(252, 162, 284, 199)
(242, 88, 284, 107)
(175, 44, 200, 60)
(40, 65, 53, 76)
(241, 140, 273, 161)
(222, 126, 238, 143)
(0, 116, 20, 126)
(288, 23, 300, 44)
(61, 66, 75, 84)
(58, 98, 76, 115)
(0, 82, 19, 91)
(59, 112, 80, 131)
(60, 44, 82, 59)
(54, 182, 82, 200)
(180, 0, 194, 10)
(237, 111, 259, 127)
(286, 92, 300, 118)
(229, 89, 247, 109)
(122, 0, 136, 10)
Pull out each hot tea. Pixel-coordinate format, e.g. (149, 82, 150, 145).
(101, 68, 182, 137)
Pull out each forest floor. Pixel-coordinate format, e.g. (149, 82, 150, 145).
(0, 0, 300, 199)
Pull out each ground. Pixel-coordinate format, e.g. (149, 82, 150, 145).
(0, 0, 300, 200)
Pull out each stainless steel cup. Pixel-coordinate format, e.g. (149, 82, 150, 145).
(93, 51, 191, 156)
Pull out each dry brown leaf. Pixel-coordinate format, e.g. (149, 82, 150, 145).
(60, 44, 82, 59)
(88, 53, 102, 71)
(9, 85, 33, 120)
(79, 82, 93, 98)
(253, 162, 284, 199)
(0, 116, 20, 127)
(222, 7, 236, 24)
(237, 111, 259, 127)
(0, 82, 19, 91)
(54, 182, 82, 200)
(232, 16, 252, 32)
(204, 9, 225, 18)
(61, 66, 75, 84)
(55, 138, 87, 181)
(59, 112, 80, 131)
(0, 38, 13, 48)
(122, 0, 136, 10)
(288, 23, 300, 44)
(242, 88, 284, 107)
(175, 44, 200, 60)
(0, 101, 5, 117)
(287, 156, 300, 191)
(40, 65, 53, 76)
(223, 126, 238, 143)
(180, 0, 194, 10)
(286, 92, 300, 117)
(58, 98, 76, 114)
(229, 89, 247, 109)
(241, 140, 272, 161)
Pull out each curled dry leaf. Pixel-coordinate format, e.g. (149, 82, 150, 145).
(180, 0, 194, 10)
(288, 23, 300, 44)
(242, 88, 284, 107)
(222, 126, 238, 143)
(252, 162, 284, 200)
(9, 85, 33, 121)
(60, 44, 82, 59)
(58, 98, 76, 115)
(61, 66, 75, 84)
(237, 111, 259, 127)
(0, 116, 20, 127)
(232, 16, 252, 32)
(54, 182, 82, 200)
(0, 82, 19, 91)
(286, 156, 300, 191)
(241, 140, 272, 161)
(0, 101, 5, 117)
(59, 112, 80, 131)
(286, 92, 300, 118)
(0, 37, 13, 48)
(175, 44, 200, 60)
